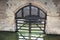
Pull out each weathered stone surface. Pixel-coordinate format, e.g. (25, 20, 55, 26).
(0, 0, 8, 19)
(0, 0, 60, 34)
(46, 16, 60, 34)
(0, 0, 16, 31)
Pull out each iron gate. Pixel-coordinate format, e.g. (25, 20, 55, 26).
(15, 3, 47, 40)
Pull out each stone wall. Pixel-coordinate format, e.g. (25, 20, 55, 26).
(0, 0, 15, 31)
(0, 0, 60, 34)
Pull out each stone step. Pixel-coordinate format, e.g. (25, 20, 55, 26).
(19, 36, 36, 40)
(18, 34, 44, 39)
(18, 27, 44, 31)
(18, 30, 44, 33)
(17, 21, 45, 25)
(17, 25, 44, 28)
(18, 28, 44, 31)
(21, 27, 40, 29)
(31, 31, 43, 33)
(17, 21, 25, 23)
(17, 24, 44, 27)
(17, 19, 41, 21)
(18, 32, 45, 40)
(19, 38, 44, 40)
(17, 32, 44, 35)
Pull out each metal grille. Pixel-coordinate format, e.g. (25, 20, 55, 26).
(15, 3, 47, 40)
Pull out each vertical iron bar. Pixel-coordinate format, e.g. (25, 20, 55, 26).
(29, 22, 31, 33)
(38, 8, 40, 17)
(44, 20, 46, 34)
(29, 3, 32, 40)
(15, 13, 17, 32)
(29, 3, 31, 33)
(29, 3, 31, 16)
(44, 12, 47, 33)
(22, 8, 24, 18)
(29, 22, 31, 40)
(15, 19, 18, 32)
(45, 12, 47, 20)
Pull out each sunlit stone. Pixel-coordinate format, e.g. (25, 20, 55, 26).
(19, 36, 23, 38)
(37, 38, 44, 40)
(41, 21, 44, 24)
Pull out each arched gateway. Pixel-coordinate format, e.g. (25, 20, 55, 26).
(15, 3, 47, 40)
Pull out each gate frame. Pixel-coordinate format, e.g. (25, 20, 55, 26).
(15, 3, 47, 34)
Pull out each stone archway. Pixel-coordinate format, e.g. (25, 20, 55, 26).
(14, 0, 47, 14)
(13, 0, 48, 34)
(0, 0, 60, 35)
(15, 3, 47, 40)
